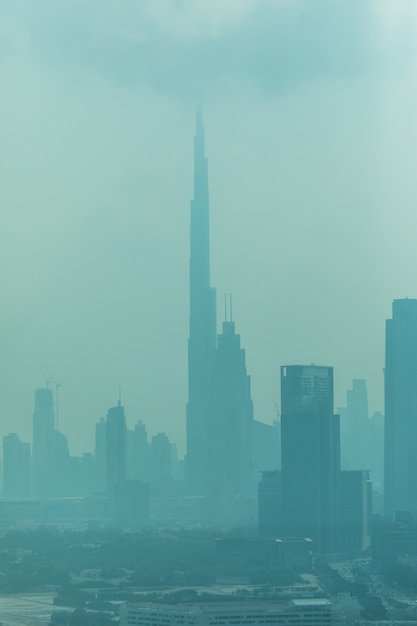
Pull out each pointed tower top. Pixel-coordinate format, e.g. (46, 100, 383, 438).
(196, 103, 203, 130)
(194, 104, 205, 159)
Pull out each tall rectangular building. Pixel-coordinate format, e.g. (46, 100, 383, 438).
(384, 298, 417, 518)
(2, 433, 31, 497)
(32, 387, 55, 496)
(280, 365, 340, 553)
(106, 401, 127, 495)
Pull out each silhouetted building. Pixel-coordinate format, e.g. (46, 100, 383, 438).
(280, 365, 340, 553)
(170, 443, 184, 483)
(32, 388, 55, 496)
(384, 298, 417, 518)
(2, 433, 31, 497)
(339, 379, 369, 471)
(216, 536, 313, 572)
(127, 420, 150, 482)
(186, 108, 217, 495)
(258, 470, 282, 537)
(338, 470, 371, 552)
(50, 430, 70, 496)
(252, 419, 281, 474)
(206, 318, 254, 500)
(150, 432, 172, 494)
(94, 417, 107, 493)
(106, 401, 127, 495)
(368, 410, 384, 495)
(81, 453, 95, 496)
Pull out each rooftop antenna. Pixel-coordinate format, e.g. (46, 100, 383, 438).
(118, 385, 122, 407)
(40, 363, 62, 430)
(230, 293, 233, 322)
(224, 293, 227, 323)
(40, 363, 51, 389)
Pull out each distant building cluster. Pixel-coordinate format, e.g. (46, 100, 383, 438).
(2, 112, 417, 566)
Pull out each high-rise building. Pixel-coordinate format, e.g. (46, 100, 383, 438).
(368, 410, 384, 496)
(280, 365, 340, 553)
(339, 379, 369, 471)
(2, 433, 31, 497)
(150, 432, 172, 494)
(127, 420, 150, 482)
(338, 470, 371, 552)
(95, 417, 107, 493)
(258, 470, 282, 537)
(384, 298, 417, 518)
(186, 108, 217, 495)
(206, 318, 254, 498)
(252, 419, 281, 474)
(106, 401, 127, 495)
(32, 387, 55, 496)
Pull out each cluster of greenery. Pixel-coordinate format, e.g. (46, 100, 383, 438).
(381, 559, 417, 590)
(0, 526, 300, 594)
(316, 560, 387, 621)
(0, 526, 313, 626)
(0, 531, 70, 593)
(50, 608, 114, 626)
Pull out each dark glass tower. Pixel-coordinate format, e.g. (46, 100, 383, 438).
(186, 108, 217, 494)
(280, 365, 340, 553)
(384, 298, 417, 519)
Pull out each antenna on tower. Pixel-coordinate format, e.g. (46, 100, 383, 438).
(40, 363, 61, 430)
(230, 293, 233, 322)
(40, 363, 51, 389)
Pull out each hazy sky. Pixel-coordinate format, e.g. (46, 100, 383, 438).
(1, 0, 417, 456)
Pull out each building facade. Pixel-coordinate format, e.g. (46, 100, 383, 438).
(120, 600, 332, 626)
(32, 387, 55, 496)
(280, 365, 340, 553)
(206, 319, 254, 500)
(384, 298, 417, 519)
(106, 401, 127, 495)
(2, 433, 31, 497)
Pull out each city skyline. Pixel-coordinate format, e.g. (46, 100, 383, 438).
(2, 1, 417, 455)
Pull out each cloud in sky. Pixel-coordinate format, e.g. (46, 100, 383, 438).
(1, 0, 417, 455)
(1, 0, 377, 97)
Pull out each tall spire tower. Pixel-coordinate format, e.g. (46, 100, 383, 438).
(186, 107, 217, 494)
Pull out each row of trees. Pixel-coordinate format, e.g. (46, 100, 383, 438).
(316, 560, 387, 620)
(0, 526, 300, 594)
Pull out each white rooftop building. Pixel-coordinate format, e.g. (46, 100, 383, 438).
(120, 600, 333, 626)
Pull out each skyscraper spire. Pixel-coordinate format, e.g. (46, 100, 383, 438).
(186, 107, 217, 495)
(195, 104, 205, 160)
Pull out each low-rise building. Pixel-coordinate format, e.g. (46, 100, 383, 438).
(120, 600, 332, 626)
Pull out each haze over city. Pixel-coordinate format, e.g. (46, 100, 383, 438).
(1, 0, 417, 456)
